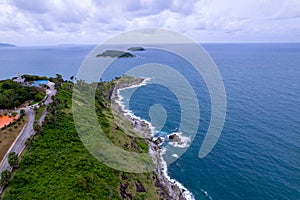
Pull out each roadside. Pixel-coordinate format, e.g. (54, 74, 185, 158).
(0, 118, 27, 161)
(0, 81, 56, 194)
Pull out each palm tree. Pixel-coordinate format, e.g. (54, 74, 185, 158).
(0, 170, 11, 187)
(33, 120, 41, 133)
(8, 152, 19, 168)
(25, 135, 34, 146)
(20, 109, 25, 117)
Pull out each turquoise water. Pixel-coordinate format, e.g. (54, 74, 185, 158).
(31, 80, 49, 87)
(0, 44, 299, 199)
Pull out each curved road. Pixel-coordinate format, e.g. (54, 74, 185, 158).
(0, 82, 56, 193)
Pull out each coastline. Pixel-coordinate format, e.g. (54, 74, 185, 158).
(111, 77, 195, 200)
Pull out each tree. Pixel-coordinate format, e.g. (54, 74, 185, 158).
(8, 152, 19, 168)
(0, 170, 11, 187)
(25, 135, 34, 146)
(20, 109, 25, 117)
(56, 74, 62, 80)
(0, 79, 41, 109)
(33, 120, 41, 133)
(55, 74, 64, 88)
(34, 106, 38, 113)
(11, 112, 17, 117)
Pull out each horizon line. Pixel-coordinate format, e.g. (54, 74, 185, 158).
(2, 41, 300, 47)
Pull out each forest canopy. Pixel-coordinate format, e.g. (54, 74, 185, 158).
(0, 80, 45, 109)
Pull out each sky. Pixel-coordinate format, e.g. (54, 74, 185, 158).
(0, 0, 300, 45)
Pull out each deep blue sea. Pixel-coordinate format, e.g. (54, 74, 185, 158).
(0, 43, 299, 200)
(0, 45, 92, 80)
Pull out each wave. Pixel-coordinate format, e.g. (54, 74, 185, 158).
(114, 77, 195, 200)
(201, 189, 214, 200)
(168, 131, 191, 148)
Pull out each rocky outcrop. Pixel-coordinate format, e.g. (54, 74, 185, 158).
(169, 133, 183, 144)
(112, 76, 192, 200)
(154, 137, 163, 145)
(119, 183, 133, 200)
(135, 181, 146, 193)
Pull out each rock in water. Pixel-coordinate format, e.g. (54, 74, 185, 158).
(168, 134, 181, 143)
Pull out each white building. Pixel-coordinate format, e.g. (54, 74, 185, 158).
(13, 72, 25, 83)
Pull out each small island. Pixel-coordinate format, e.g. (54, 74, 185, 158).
(96, 50, 135, 58)
(127, 47, 145, 51)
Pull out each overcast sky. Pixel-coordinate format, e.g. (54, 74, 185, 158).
(0, 0, 300, 45)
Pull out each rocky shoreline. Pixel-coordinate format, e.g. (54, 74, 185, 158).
(110, 76, 194, 200)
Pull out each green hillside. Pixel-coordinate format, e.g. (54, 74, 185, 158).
(2, 80, 166, 200)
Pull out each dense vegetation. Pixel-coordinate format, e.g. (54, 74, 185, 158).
(127, 47, 145, 51)
(2, 79, 164, 200)
(20, 75, 49, 82)
(0, 80, 45, 109)
(96, 50, 135, 58)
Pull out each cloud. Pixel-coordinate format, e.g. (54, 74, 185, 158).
(0, 0, 299, 45)
(11, 0, 49, 14)
(272, 0, 300, 19)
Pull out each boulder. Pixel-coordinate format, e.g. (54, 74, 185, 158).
(154, 137, 163, 145)
(168, 134, 181, 143)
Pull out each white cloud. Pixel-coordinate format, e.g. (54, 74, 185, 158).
(0, 0, 299, 45)
(273, 0, 300, 19)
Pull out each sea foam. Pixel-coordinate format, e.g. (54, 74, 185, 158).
(114, 77, 195, 200)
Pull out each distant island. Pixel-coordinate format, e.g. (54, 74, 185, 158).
(96, 50, 135, 58)
(127, 47, 145, 51)
(0, 43, 16, 47)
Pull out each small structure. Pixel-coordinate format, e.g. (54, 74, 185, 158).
(13, 72, 25, 84)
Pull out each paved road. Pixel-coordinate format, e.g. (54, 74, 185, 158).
(0, 82, 56, 193)
(39, 82, 57, 125)
(0, 107, 35, 173)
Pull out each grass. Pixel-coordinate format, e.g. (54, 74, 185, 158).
(0, 117, 27, 161)
(2, 81, 163, 200)
(34, 105, 46, 122)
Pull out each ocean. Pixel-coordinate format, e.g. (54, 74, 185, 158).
(0, 45, 92, 80)
(0, 43, 299, 200)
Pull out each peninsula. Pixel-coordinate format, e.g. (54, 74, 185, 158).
(0, 75, 189, 200)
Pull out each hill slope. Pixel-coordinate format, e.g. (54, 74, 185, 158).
(2, 80, 168, 200)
